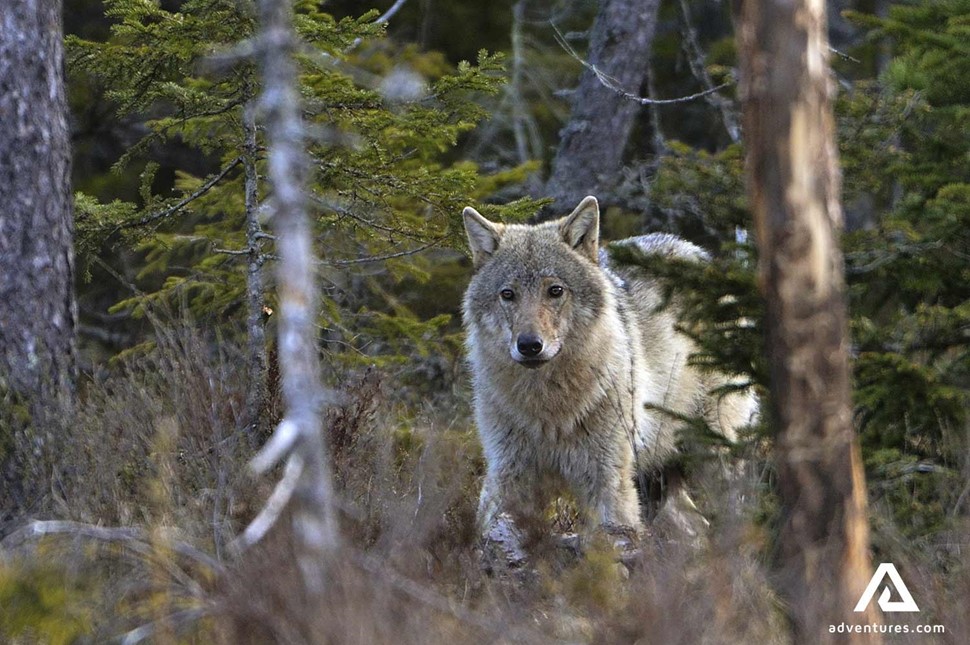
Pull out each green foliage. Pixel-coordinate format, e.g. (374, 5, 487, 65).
(69, 0, 537, 369)
(649, 142, 748, 249)
(843, 1, 970, 476)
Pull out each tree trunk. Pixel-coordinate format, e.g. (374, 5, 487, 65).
(542, 0, 661, 215)
(0, 0, 77, 411)
(256, 0, 341, 594)
(0, 0, 77, 518)
(242, 103, 268, 443)
(735, 0, 879, 640)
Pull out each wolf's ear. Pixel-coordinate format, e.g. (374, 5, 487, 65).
(560, 196, 599, 262)
(463, 207, 504, 268)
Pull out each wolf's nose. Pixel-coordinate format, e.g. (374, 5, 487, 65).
(516, 334, 544, 358)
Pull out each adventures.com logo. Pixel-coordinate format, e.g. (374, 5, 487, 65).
(829, 563, 945, 636)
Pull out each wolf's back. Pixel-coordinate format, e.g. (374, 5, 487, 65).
(600, 232, 755, 468)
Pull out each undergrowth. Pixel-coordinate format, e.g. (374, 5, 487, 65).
(0, 322, 967, 644)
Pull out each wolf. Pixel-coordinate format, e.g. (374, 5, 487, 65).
(462, 195, 757, 538)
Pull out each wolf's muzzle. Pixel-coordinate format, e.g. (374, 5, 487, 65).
(516, 333, 544, 358)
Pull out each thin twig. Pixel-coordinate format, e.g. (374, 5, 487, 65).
(310, 193, 430, 242)
(677, 0, 740, 142)
(375, 0, 409, 24)
(347, 0, 411, 50)
(551, 22, 732, 106)
(316, 239, 444, 266)
(250, 419, 300, 474)
(829, 45, 861, 64)
(116, 157, 243, 231)
(212, 247, 251, 256)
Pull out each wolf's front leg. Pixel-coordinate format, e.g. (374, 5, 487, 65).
(573, 451, 643, 533)
(478, 467, 549, 534)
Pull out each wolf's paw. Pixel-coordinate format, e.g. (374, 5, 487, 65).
(480, 513, 528, 571)
(597, 521, 642, 552)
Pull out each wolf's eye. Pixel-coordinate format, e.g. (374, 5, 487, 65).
(548, 285, 564, 298)
(500, 289, 515, 301)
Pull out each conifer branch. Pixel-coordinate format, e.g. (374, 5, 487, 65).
(116, 157, 243, 231)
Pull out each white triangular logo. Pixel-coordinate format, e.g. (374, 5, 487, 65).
(854, 563, 920, 613)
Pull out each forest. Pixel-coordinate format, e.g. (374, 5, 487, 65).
(0, 0, 968, 642)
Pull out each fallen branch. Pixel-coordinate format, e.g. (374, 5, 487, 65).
(3, 519, 224, 573)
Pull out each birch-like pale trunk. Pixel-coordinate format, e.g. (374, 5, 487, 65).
(251, 0, 340, 593)
(242, 103, 268, 442)
(735, 0, 879, 640)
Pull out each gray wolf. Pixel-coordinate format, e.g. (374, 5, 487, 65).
(462, 195, 757, 537)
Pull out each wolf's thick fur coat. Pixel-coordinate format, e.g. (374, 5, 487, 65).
(462, 196, 756, 533)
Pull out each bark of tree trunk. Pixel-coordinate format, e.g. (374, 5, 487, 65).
(0, 0, 77, 411)
(0, 0, 77, 519)
(242, 103, 268, 443)
(541, 0, 661, 216)
(256, 0, 341, 594)
(735, 0, 880, 640)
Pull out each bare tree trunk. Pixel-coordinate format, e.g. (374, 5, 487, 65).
(242, 103, 268, 443)
(0, 0, 77, 516)
(0, 0, 77, 411)
(252, 0, 340, 594)
(735, 0, 879, 640)
(542, 0, 661, 215)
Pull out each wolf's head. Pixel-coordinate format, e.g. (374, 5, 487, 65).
(462, 196, 609, 369)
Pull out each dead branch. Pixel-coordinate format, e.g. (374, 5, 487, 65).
(245, 0, 342, 596)
(2, 520, 224, 573)
(551, 22, 732, 106)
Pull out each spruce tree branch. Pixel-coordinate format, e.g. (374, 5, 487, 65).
(551, 22, 732, 106)
(310, 194, 430, 242)
(116, 157, 243, 232)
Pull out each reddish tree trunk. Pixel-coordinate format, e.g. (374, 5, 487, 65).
(735, 0, 880, 640)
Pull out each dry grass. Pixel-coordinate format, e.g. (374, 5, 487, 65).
(1, 322, 967, 643)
